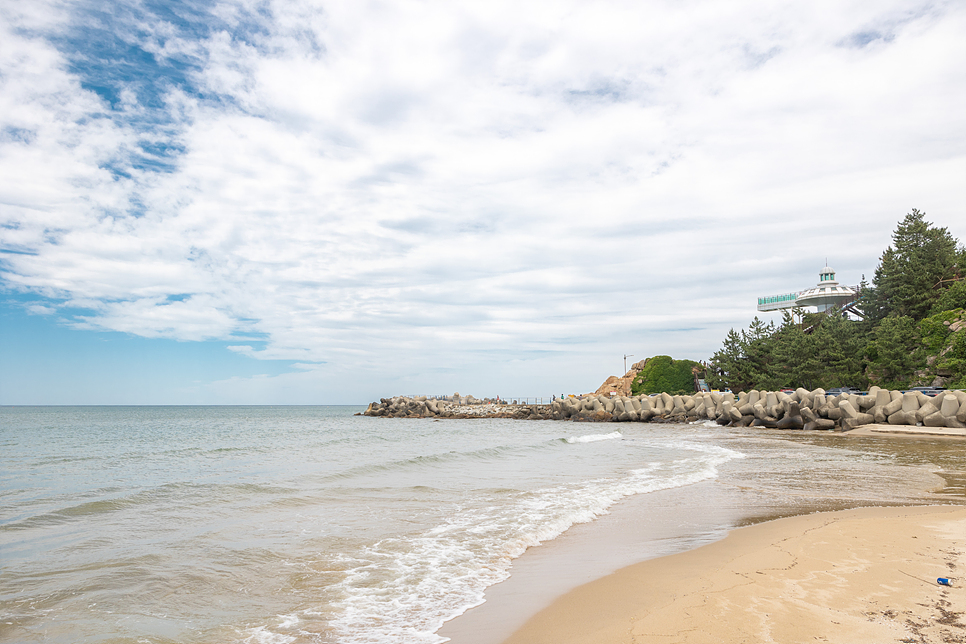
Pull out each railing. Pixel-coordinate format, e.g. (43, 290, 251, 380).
(757, 291, 802, 311)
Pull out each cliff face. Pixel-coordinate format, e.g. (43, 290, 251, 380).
(593, 359, 648, 396)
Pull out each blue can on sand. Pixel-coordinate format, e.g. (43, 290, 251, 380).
(938, 578, 951, 586)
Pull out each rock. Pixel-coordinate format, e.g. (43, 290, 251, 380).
(922, 412, 947, 427)
(888, 410, 915, 425)
(804, 418, 836, 431)
(915, 400, 939, 423)
(839, 400, 858, 419)
(661, 392, 674, 411)
(939, 394, 960, 418)
(883, 394, 904, 416)
(795, 388, 812, 407)
(776, 402, 804, 429)
(901, 392, 920, 413)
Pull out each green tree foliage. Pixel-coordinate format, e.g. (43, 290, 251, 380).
(812, 313, 869, 389)
(706, 329, 745, 392)
(864, 315, 921, 388)
(769, 311, 820, 390)
(708, 210, 962, 392)
(706, 318, 776, 392)
(869, 209, 961, 322)
(709, 311, 867, 392)
(916, 308, 966, 389)
(631, 355, 701, 395)
(930, 279, 966, 315)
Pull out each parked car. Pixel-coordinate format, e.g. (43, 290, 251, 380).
(909, 386, 945, 397)
(825, 387, 861, 395)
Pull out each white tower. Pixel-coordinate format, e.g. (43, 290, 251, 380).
(792, 266, 855, 312)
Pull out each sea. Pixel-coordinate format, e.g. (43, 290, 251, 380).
(2, 406, 964, 644)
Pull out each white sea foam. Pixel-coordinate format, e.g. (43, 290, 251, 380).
(565, 431, 622, 444)
(690, 420, 720, 428)
(239, 626, 296, 644)
(276, 614, 299, 629)
(321, 438, 745, 644)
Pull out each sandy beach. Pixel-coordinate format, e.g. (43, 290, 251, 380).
(501, 505, 966, 644)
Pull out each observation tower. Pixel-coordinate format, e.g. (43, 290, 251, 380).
(757, 265, 858, 313)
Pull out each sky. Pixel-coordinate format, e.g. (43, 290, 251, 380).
(1, 0, 964, 404)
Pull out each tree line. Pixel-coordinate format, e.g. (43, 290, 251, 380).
(707, 210, 966, 393)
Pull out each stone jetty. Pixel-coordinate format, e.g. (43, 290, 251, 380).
(364, 395, 553, 420)
(363, 387, 966, 431)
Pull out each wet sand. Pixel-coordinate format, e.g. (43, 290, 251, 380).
(501, 505, 966, 644)
(440, 427, 966, 644)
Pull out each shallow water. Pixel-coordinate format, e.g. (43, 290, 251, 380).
(1, 408, 962, 644)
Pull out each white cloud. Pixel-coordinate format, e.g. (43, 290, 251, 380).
(1, 0, 965, 401)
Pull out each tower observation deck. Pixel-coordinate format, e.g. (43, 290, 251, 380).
(757, 266, 858, 313)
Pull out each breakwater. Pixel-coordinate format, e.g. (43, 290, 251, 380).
(363, 388, 966, 430)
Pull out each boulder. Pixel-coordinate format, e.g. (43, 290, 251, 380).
(795, 388, 812, 407)
(857, 395, 876, 411)
(883, 394, 904, 416)
(915, 400, 939, 423)
(661, 392, 674, 411)
(922, 412, 947, 428)
(839, 400, 858, 419)
(873, 406, 888, 424)
(841, 413, 874, 430)
(603, 396, 616, 414)
(776, 402, 804, 429)
(804, 418, 836, 431)
(940, 394, 960, 420)
(874, 389, 892, 409)
(753, 417, 779, 428)
(901, 392, 920, 413)
(888, 410, 916, 426)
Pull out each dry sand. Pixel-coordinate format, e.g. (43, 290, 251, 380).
(501, 505, 966, 644)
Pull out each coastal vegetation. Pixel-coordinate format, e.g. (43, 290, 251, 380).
(630, 355, 701, 396)
(708, 210, 966, 393)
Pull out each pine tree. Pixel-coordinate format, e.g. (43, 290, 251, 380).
(870, 209, 960, 322)
(865, 315, 921, 388)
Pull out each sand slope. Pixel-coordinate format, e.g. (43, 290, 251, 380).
(502, 506, 966, 644)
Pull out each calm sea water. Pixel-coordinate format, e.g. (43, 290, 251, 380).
(1, 406, 961, 644)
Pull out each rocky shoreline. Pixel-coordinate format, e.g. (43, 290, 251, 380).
(363, 387, 966, 431)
